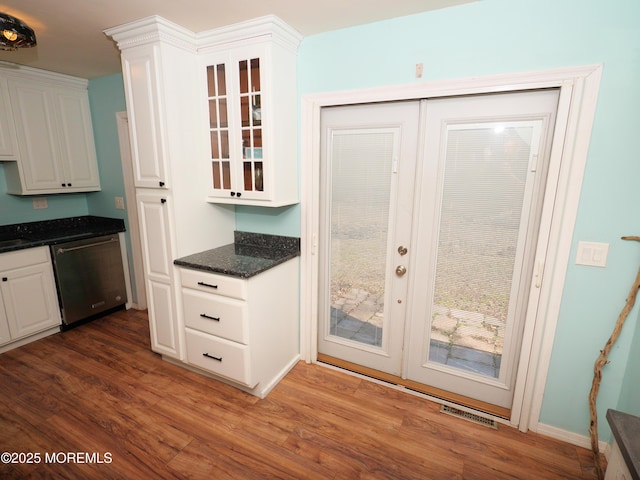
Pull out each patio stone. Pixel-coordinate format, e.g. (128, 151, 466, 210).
(432, 314, 458, 334)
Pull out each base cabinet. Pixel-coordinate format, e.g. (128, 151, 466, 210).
(0, 247, 61, 351)
(179, 259, 299, 398)
(136, 191, 182, 359)
(605, 440, 633, 480)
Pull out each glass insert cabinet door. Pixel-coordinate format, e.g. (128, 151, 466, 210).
(205, 54, 265, 200)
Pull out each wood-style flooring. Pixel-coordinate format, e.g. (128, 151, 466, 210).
(0, 309, 602, 479)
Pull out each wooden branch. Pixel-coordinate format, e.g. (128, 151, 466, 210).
(588, 235, 640, 479)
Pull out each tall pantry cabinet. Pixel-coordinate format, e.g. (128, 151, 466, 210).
(106, 17, 236, 360)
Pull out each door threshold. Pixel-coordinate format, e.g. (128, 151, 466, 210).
(317, 353, 511, 420)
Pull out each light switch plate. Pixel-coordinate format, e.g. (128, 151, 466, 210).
(576, 241, 609, 267)
(115, 196, 125, 210)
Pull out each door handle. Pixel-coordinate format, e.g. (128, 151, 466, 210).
(395, 265, 407, 276)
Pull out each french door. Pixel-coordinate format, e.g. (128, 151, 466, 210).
(317, 101, 420, 376)
(318, 89, 559, 411)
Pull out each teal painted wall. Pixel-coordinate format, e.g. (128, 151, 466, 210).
(235, 205, 300, 237)
(297, 0, 640, 442)
(0, 176, 88, 224)
(618, 313, 640, 416)
(86, 74, 138, 302)
(87, 74, 127, 219)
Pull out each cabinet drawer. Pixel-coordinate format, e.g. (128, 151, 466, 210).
(0, 246, 49, 270)
(180, 268, 247, 300)
(182, 288, 248, 344)
(185, 328, 254, 387)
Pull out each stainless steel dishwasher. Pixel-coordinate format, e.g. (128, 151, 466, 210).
(51, 234, 127, 328)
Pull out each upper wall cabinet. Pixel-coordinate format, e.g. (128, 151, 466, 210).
(108, 15, 301, 206)
(1, 68, 100, 195)
(0, 78, 19, 159)
(200, 19, 300, 206)
(120, 44, 170, 189)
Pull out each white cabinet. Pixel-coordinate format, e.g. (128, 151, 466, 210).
(120, 45, 170, 189)
(0, 293, 10, 346)
(605, 440, 633, 480)
(0, 77, 19, 159)
(200, 18, 301, 206)
(179, 259, 299, 398)
(0, 247, 61, 351)
(2, 69, 100, 195)
(107, 17, 236, 364)
(136, 191, 181, 358)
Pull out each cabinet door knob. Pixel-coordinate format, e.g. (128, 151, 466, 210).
(160, 198, 167, 204)
(2, 277, 7, 282)
(67, 183, 72, 187)
(159, 181, 165, 187)
(230, 191, 236, 197)
(61, 183, 66, 187)
(236, 192, 242, 198)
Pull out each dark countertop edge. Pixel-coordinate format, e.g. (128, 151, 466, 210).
(0, 216, 126, 255)
(174, 250, 299, 279)
(607, 409, 640, 480)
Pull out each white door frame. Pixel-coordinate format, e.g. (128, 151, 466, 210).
(116, 111, 147, 310)
(300, 64, 603, 432)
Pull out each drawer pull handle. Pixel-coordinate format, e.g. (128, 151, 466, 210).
(200, 313, 220, 321)
(197, 281, 218, 289)
(203, 353, 222, 362)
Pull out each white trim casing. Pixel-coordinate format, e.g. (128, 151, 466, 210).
(116, 111, 147, 310)
(537, 423, 610, 456)
(300, 64, 603, 431)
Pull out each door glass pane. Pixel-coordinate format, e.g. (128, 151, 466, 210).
(222, 161, 231, 189)
(428, 122, 534, 378)
(212, 162, 221, 189)
(329, 131, 394, 347)
(216, 64, 226, 95)
(206, 66, 217, 96)
(255, 162, 263, 191)
(239, 60, 248, 93)
(206, 63, 229, 191)
(243, 162, 252, 191)
(238, 57, 262, 193)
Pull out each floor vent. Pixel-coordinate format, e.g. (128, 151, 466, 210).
(440, 404, 498, 429)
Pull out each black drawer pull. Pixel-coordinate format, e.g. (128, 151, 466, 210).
(203, 353, 222, 362)
(200, 313, 220, 321)
(197, 281, 218, 289)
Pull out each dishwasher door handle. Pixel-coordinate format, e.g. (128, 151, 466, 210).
(55, 237, 118, 254)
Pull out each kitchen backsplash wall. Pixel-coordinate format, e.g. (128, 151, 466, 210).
(0, 168, 89, 225)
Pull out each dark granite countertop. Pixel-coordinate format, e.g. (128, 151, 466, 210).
(174, 231, 300, 278)
(607, 409, 640, 480)
(0, 216, 126, 254)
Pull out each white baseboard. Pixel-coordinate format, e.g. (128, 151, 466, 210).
(535, 423, 611, 458)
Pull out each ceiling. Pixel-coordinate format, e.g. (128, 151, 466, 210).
(0, 0, 473, 79)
